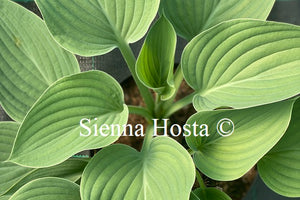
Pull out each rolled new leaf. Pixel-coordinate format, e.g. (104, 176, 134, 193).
(9, 177, 80, 200)
(182, 19, 300, 111)
(8, 71, 128, 168)
(35, 0, 160, 56)
(81, 137, 195, 200)
(136, 15, 176, 100)
(258, 98, 300, 197)
(160, 0, 275, 40)
(0, 0, 80, 122)
(185, 100, 295, 181)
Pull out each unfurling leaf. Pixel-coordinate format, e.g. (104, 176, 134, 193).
(136, 16, 176, 100)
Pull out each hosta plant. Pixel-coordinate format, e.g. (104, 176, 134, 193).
(0, 0, 299, 199)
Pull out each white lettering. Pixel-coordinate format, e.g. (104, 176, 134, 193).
(153, 119, 168, 136)
(199, 124, 209, 137)
(183, 124, 191, 136)
(170, 124, 182, 137)
(79, 118, 91, 137)
(135, 124, 144, 136)
(99, 124, 109, 136)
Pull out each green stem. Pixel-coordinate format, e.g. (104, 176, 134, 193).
(188, 148, 195, 156)
(154, 93, 164, 118)
(141, 125, 154, 153)
(196, 170, 206, 189)
(160, 64, 184, 115)
(158, 64, 184, 117)
(165, 91, 196, 117)
(128, 105, 152, 123)
(118, 40, 155, 112)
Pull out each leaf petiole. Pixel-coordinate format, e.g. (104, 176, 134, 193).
(141, 125, 154, 154)
(118, 39, 155, 112)
(165, 91, 196, 117)
(128, 105, 153, 123)
(196, 170, 206, 189)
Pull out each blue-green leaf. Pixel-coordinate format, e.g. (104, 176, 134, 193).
(9, 71, 128, 167)
(258, 98, 300, 197)
(185, 100, 295, 181)
(0, 0, 80, 122)
(9, 177, 80, 200)
(0, 122, 87, 195)
(182, 19, 300, 111)
(81, 137, 195, 200)
(161, 0, 275, 40)
(35, 0, 160, 56)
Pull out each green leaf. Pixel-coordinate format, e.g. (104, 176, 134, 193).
(81, 137, 195, 200)
(190, 188, 231, 200)
(0, 122, 19, 161)
(182, 19, 300, 111)
(0, 195, 10, 200)
(9, 71, 128, 168)
(4, 159, 88, 195)
(258, 98, 300, 197)
(35, 0, 160, 56)
(9, 177, 80, 200)
(160, 0, 275, 40)
(0, 123, 87, 195)
(0, 163, 32, 196)
(136, 15, 176, 100)
(185, 100, 295, 181)
(0, 0, 80, 122)
(0, 122, 32, 196)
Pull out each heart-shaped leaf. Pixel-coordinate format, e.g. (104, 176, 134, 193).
(258, 98, 300, 197)
(182, 19, 300, 111)
(136, 15, 176, 100)
(81, 136, 195, 200)
(160, 0, 275, 40)
(0, 0, 80, 122)
(9, 177, 80, 200)
(0, 122, 87, 195)
(185, 100, 295, 181)
(9, 71, 128, 167)
(190, 188, 231, 200)
(35, 0, 160, 56)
